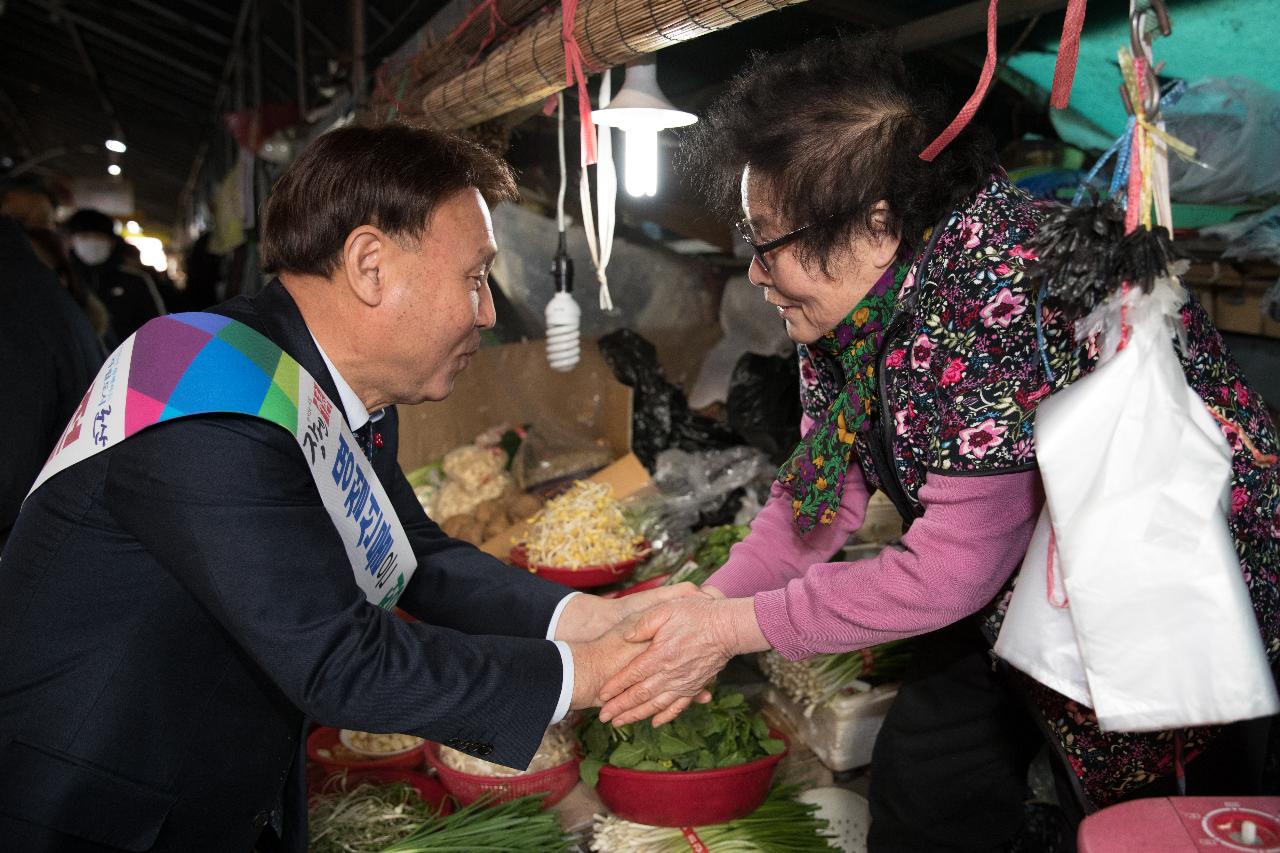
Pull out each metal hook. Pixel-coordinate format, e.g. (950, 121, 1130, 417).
(1127, 1, 1171, 121)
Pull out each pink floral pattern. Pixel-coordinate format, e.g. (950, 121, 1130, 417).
(957, 419, 1007, 458)
(980, 287, 1027, 328)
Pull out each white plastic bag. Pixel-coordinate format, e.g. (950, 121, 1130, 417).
(995, 278, 1279, 732)
(1165, 76, 1280, 204)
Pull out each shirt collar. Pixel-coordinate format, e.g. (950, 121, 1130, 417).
(309, 333, 383, 430)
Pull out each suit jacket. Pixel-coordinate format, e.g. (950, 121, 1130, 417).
(0, 280, 568, 852)
(0, 217, 105, 551)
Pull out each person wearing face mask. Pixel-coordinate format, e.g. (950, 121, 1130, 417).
(66, 207, 166, 341)
(593, 33, 1279, 852)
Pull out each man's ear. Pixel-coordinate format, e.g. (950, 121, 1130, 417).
(341, 226, 387, 307)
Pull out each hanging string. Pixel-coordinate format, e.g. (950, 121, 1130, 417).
(1045, 525, 1070, 608)
(1049, 0, 1088, 108)
(920, 0, 999, 162)
(559, 0, 596, 166)
(920, 0, 1089, 161)
(580, 69, 617, 311)
(556, 92, 567, 233)
(1204, 406, 1280, 467)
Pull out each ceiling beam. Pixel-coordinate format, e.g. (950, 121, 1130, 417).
(61, 11, 124, 142)
(808, 0, 1068, 52)
(125, 0, 233, 46)
(174, 0, 238, 26)
(29, 0, 219, 85)
(0, 83, 39, 157)
(896, 0, 1067, 53)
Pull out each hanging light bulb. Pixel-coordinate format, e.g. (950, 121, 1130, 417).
(591, 54, 696, 199)
(545, 232, 581, 372)
(545, 94, 581, 372)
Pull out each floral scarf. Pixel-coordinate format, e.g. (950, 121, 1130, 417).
(778, 262, 911, 532)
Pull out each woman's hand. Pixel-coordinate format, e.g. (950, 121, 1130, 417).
(553, 583, 706, 644)
(596, 596, 769, 727)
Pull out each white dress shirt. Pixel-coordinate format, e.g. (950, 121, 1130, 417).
(311, 334, 576, 723)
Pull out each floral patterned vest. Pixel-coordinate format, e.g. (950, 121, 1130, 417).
(822, 173, 1280, 807)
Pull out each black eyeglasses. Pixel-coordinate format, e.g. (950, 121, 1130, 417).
(735, 212, 846, 273)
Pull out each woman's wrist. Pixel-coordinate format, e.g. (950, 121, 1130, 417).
(718, 596, 770, 655)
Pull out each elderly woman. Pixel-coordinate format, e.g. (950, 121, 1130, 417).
(597, 34, 1279, 851)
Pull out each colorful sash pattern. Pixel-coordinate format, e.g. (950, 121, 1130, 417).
(30, 313, 417, 610)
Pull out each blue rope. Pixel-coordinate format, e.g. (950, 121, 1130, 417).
(1072, 124, 1132, 207)
(1036, 283, 1055, 385)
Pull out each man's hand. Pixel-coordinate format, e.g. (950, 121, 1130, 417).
(596, 596, 769, 727)
(553, 583, 706, 644)
(568, 616, 650, 709)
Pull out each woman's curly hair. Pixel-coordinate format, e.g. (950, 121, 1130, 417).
(679, 32, 997, 275)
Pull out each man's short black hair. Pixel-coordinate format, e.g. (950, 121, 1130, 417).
(259, 123, 518, 277)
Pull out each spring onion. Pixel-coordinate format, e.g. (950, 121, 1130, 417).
(760, 640, 914, 716)
(379, 795, 571, 852)
(589, 785, 836, 852)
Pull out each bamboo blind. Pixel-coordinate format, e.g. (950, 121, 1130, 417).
(419, 0, 809, 129)
(402, 0, 550, 112)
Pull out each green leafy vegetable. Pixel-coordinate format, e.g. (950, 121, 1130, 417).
(663, 523, 751, 587)
(577, 689, 784, 786)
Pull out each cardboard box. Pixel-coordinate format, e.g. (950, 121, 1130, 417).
(395, 338, 650, 558)
(396, 338, 633, 471)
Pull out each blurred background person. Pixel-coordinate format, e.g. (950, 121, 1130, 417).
(66, 207, 166, 341)
(24, 226, 113, 346)
(0, 176, 58, 231)
(0, 216, 104, 551)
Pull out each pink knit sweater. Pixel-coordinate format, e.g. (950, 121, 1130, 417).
(705, 448, 1043, 660)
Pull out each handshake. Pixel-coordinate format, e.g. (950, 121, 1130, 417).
(557, 583, 770, 728)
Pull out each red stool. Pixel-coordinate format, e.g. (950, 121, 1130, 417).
(1078, 796, 1280, 851)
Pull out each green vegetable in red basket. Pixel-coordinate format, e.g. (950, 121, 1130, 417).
(577, 689, 785, 786)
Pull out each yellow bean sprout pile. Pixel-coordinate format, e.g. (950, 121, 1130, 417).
(523, 481, 643, 569)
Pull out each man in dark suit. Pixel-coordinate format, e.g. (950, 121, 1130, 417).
(0, 125, 688, 852)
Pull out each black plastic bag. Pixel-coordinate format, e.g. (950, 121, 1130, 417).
(598, 329, 740, 471)
(726, 353, 801, 466)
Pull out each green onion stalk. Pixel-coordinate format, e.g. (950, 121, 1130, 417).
(378, 795, 571, 852)
(308, 779, 571, 853)
(761, 640, 914, 716)
(589, 785, 836, 852)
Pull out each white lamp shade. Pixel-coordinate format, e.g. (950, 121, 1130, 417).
(591, 56, 697, 131)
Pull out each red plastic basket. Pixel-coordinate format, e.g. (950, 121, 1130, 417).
(601, 573, 673, 599)
(508, 542, 650, 589)
(594, 731, 789, 827)
(423, 741, 580, 808)
(307, 726, 428, 772)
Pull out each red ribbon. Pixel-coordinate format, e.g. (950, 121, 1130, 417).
(681, 827, 710, 852)
(919, 0, 1000, 162)
(558, 0, 596, 166)
(1050, 0, 1088, 109)
(920, 0, 1089, 161)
